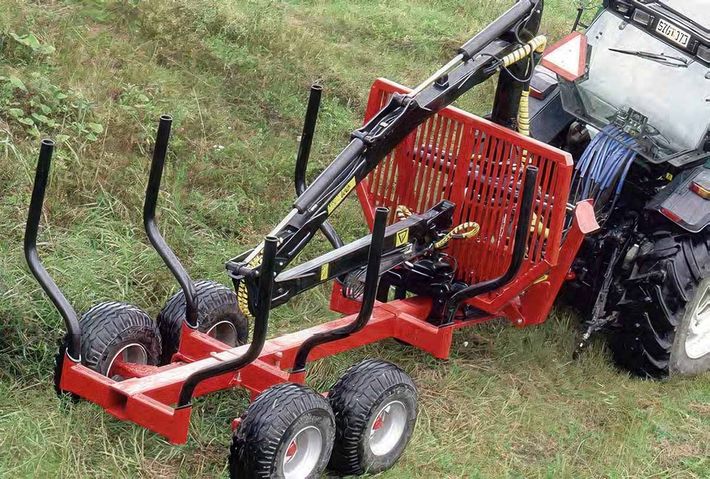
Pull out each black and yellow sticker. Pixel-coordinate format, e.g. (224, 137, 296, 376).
(320, 263, 329, 281)
(327, 177, 357, 214)
(395, 228, 410, 247)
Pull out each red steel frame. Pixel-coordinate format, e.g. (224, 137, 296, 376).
(57, 79, 599, 445)
(357, 79, 580, 317)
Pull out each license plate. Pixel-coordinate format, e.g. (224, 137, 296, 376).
(656, 19, 691, 48)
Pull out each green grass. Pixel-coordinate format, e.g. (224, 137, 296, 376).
(0, 0, 707, 477)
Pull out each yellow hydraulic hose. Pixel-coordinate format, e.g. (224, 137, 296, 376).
(396, 204, 479, 249)
(500, 35, 547, 69)
(396, 205, 413, 221)
(434, 222, 480, 249)
(237, 246, 264, 321)
(498, 35, 547, 137)
(518, 89, 531, 137)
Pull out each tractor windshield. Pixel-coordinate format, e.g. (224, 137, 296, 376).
(558, 10, 710, 159)
(658, 0, 710, 27)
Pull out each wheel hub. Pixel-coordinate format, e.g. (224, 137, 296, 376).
(685, 282, 710, 359)
(369, 400, 407, 456)
(107, 343, 148, 380)
(206, 320, 238, 346)
(282, 425, 323, 478)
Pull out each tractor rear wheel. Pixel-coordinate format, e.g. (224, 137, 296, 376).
(611, 229, 710, 377)
(157, 280, 248, 364)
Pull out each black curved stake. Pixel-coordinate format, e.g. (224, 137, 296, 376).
(143, 115, 198, 329)
(24, 139, 82, 360)
(294, 84, 344, 249)
(291, 206, 389, 373)
(442, 166, 539, 324)
(177, 235, 279, 408)
(294, 84, 322, 196)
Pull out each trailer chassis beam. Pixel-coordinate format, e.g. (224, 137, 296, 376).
(54, 195, 595, 447)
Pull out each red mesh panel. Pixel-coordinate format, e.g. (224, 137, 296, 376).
(357, 79, 573, 297)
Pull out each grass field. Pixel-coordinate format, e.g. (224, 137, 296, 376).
(0, 1, 708, 477)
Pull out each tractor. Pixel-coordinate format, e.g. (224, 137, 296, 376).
(527, 0, 709, 377)
(24, 0, 708, 477)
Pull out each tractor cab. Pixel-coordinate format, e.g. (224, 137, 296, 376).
(557, 0, 710, 162)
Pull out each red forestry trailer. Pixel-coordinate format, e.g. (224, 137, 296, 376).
(25, 1, 604, 477)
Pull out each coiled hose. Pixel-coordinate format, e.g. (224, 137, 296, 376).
(572, 124, 638, 222)
(237, 246, 263, 321)
(500, 35, 547, 137)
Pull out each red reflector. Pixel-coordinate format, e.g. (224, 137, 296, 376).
(660, 207, 682, 223)
(690, 181, 710, 199)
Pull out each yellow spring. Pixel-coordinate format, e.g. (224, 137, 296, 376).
(518, 89, 531, 137)
(237, 246, 264, 321)
(396, 205, 413, 221)
(501, 35, 547, 67)
(434, 221, 480, 249)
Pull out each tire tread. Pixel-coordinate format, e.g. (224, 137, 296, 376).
(79, 301, 161, 374)
(158, 280, 247, 363)
(328, 359, 417, 475)
(230, 383, 334, 479)
(612, 229, 709, 377)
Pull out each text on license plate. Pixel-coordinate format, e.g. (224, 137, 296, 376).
(656, 19, 691, 48)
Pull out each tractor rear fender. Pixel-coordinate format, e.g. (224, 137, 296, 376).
(646, 164, 710, 233)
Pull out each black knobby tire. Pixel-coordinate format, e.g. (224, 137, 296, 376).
(157, 280, 248, 364)
(611, 229, 710, 378)
(229, 383, 336, 479)
(80, 301, 161, 377)
(328, 359, 418, 476)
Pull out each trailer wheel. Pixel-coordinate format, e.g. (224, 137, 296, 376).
(327, 359, 418, 475)
(611, 230, 710, 377)
(78, 301, 161, 379)
(229, 383, 335, 479)
(157, 280, 248, 364)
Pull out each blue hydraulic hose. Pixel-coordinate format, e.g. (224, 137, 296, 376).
(573, 124, 638, 220)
